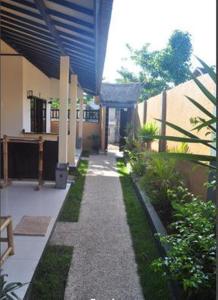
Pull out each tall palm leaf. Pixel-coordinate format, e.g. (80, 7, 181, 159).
(152, 58, 216, 168)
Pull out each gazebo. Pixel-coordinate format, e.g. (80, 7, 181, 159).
(99, 83, 142, 149)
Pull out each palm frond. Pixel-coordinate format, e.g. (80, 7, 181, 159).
(195, 56, 216, 83)
(155, 119, 215, 149)
(153, 151, 216, 163)
(185, 95, 215, 119)
(192, 76, 216, 105)
(152, 135, 213, 144)
(191, 118, 216, 132)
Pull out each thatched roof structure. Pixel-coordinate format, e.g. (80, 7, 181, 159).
(100, 83, 142, 107)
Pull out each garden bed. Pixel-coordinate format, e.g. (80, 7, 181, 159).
(117, 158, 172, 300)
(124, 150, 215, 300)
(131, 175, 183, 300)
(132, 177, 168, 251)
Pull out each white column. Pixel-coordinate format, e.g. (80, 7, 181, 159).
(78, 87, 83, 148)
(100, 106, 106, 150)
(58, 56, 69, 163)
(68, 74, 77, 165)
(46, 101, 51, 133)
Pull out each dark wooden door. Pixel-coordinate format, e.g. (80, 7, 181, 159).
(119, 108, 130, 148)
(31, 98, 46, 133)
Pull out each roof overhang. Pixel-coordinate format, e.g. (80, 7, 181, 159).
(100, 82, 142, 108)
(1, 0, 113, 95)
(100, 101, 136, 108)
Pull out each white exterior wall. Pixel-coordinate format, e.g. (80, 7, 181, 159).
(22, 58, 51, 132)
(0, 56, 23, 137)
(50, 77, 72, 106)
(1, 40, 53, 136)
(1, 41, 17, 53)
(50, 78, 60, 99)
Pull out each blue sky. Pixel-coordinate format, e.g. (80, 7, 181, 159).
(103, 0, 216, 82)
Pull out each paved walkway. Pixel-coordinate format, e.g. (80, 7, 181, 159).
(51, 151, 144, 300)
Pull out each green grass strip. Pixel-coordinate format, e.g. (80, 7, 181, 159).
(117, 158, 170, 300)
(59, 160, 89, 222)
(29, 245, 73, 300)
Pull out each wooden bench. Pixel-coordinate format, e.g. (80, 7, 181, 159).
(0, 216, 14, 266)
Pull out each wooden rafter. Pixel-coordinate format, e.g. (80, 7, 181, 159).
(34, 0, 67, 56)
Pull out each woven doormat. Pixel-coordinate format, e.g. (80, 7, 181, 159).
(14, 216, 51, 236)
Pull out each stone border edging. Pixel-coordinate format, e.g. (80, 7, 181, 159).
(132, 176, 169, 253)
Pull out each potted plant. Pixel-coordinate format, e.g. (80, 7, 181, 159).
(138, 122, 159, 150)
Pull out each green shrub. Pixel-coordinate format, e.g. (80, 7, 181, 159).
(139, 155, 183, 227)
(128, 150, 154, 178)
(152, 197, 216, 300)
(167, 184, 199, 204)
(124, 137, 142, 152)
(140, 156, 181, 205)
(138, 122, 159, 142)
(131, 156, 146, 177)
(124, 138, 145, 168)
(168, 142, 190, 153)
(138, 122, 159, 150)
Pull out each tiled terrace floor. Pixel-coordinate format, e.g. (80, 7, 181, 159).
(0, 181, 70, 299)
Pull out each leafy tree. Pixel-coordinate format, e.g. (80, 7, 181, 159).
(116, 66, 139, 83)
(50, 92, 93, 109)
(117, 30, 193, 100)
(51, 98, 60, 109)
(83, 93, 93, 104)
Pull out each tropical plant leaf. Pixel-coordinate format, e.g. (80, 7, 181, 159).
(198, 117, 216, 133)
(152, 135, 212, 144)
(155, 119, 214, 149)
(192, 118, 216, 132)
(156, 119, 198, 139)
(192, 76, 216, 105)
(0, 273, 26, 300)
(5, 294, 15, 300)
(152, 58, 217, 172)
(195, 56, 216, 83)
(152, 151, 216, 163)
(185, 95, 215, 119)
(137, 151, 215, 163)
(10, 291, 21, 300)
(4, 282, 22, 293)
(138, 122, 159, 141)
(194, 160, 217, 170)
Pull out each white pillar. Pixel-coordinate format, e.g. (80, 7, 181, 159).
(46, 101, 51, 133)
(58, 56, 69, 163)
(78, 87, 83, 148)
(68, 74, 77, 165)
(100, 106, 106, 150)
